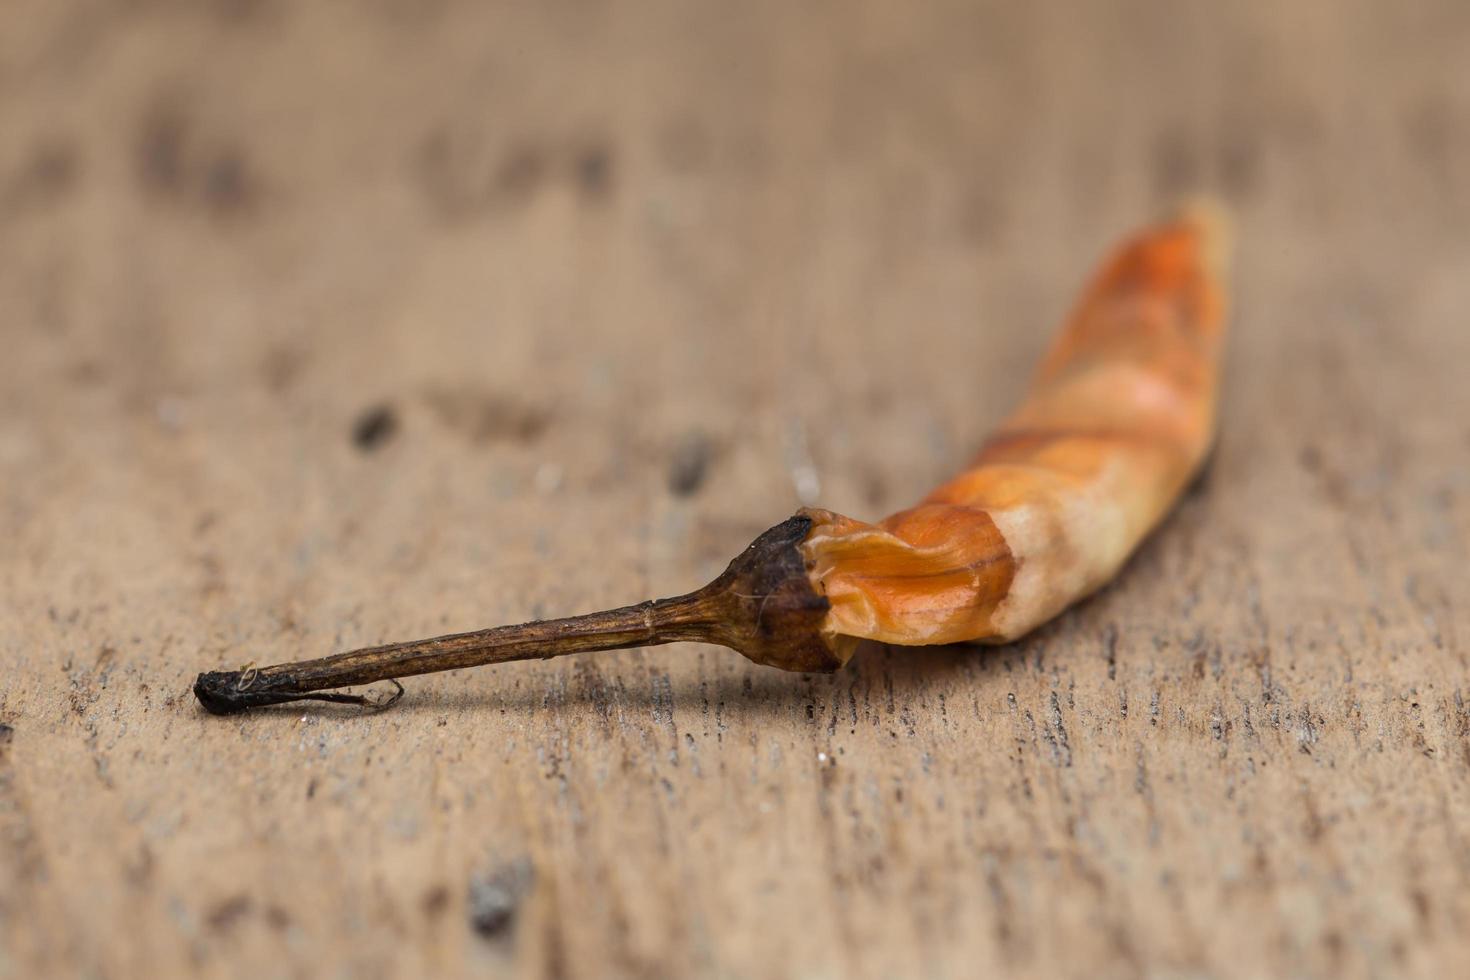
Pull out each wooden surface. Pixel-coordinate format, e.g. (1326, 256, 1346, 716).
(2, 2, 1468, 977)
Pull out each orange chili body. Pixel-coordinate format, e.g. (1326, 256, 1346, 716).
(802, 206, 1229, 658)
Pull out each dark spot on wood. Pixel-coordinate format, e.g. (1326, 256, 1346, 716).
(862, 467, 887, 508)
(137, 104, 262, 217)
(495, 144, 547, 200)
(469, 860, 532, 939)
(958, 189, 1003, 245)
(1215, 133, 1260, 197)
(203, 150, 259, 215)
(261, 346, 306, 393)
(425, 387, 550, 445)
(1047, 691, 1072, 767)
(67, 360, 104, 387)
(139, 106, 188, 194)
(667, 431, 712, 496)
(0, 722, 13, 746)
(264, 904, 292, 930)
(1152, 126, 1198, 199)
(206, 894, 253, 932)
(28, 141, 78, 194)
(415, 129, 553, 219)
(423, 884, 450, 917)
(866, 386, 894, 413)
(124, 842, 156, 886)
(1410, 888, 1431, 930)
(352, 404, 398, 451)
(2, 139, 79, 217)
(573, 140, 613, 199)
(1297, 444, 1347, 505)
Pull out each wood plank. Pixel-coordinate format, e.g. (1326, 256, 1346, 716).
(1, 2, 1467, 976)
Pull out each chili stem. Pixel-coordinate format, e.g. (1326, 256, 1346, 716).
(194, 515, 839, 715)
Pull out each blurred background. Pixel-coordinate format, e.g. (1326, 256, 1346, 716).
(2, 2, 1467, 977)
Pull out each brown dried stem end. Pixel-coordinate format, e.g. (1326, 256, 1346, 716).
(193, 515, 839, 715)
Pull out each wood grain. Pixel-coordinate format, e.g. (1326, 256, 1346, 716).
(2, 2, 1468, 977)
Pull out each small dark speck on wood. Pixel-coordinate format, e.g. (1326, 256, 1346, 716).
(469, 860, 533, 939)
(0, 722, 13, 745)
(496, 145, 547, 200)
(2, 140, 79, 217)
(203, 151, 255, 214)
(206, 894, 253, 933)
(668, 432, 713, 496)
(353, 404, 398, 451)
(574, 141, 613, 199)
(422, 884, 450, 917)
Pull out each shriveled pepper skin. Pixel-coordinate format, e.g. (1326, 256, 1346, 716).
(802, 206, 1229, 657)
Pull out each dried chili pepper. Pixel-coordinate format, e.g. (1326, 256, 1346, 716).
(195, 205, 1229, 714)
